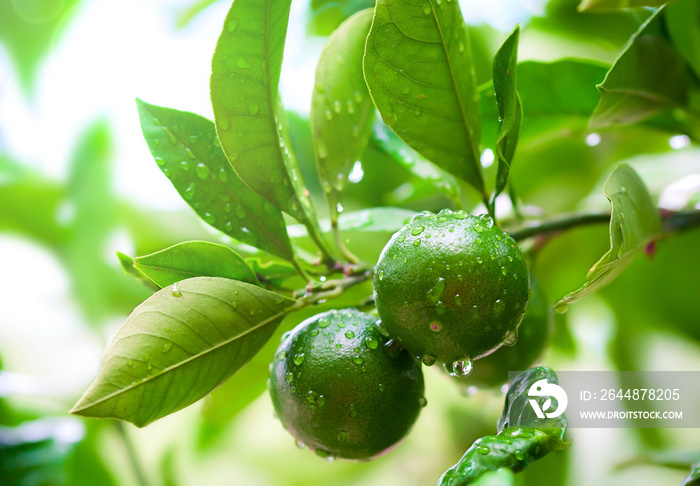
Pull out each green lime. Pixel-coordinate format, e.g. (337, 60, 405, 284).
(373, 209, 529, 370)
(268, 309, 425, 460)
(456, 276, 552, 388)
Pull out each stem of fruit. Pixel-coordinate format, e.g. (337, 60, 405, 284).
(116, 421, 150, 486)
(508, 209, 700, 242)
(303, 218, 338, 270)
(291, 270, 372, 309)
(509, 212, 610, 241)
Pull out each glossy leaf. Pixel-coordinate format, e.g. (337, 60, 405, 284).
(590, 9, 689, 129)
(364, 0, 486, 197)
(371, 122, 459, 200)
(436, 427, 569, 486)
(578, 0, 670, 12)
(133, 241, 259, 288)
(210, 0, 317, 223)
(683, 463, 700, 485)
(491, 25, 522, 202)
(665, 0, 700, 79)
(308, 0, 374, 36)
(136, 99, 295, 261)
(497, 367, 568, 437)
(70, 277, 296, 427)
(311, 8, 375, 213)
(117, 251, 160, 292)
(556, 164, 662, 311)
(246, 257, 301, 287)
(438, 367, 569, 486)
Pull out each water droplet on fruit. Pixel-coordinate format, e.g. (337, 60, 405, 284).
(345, 331, 355, 339)
(384, 339, 402, 358)
(352, 356, 364, 365)
(503, 329, 518, 347)
(318, 318, 330, 328)
(446, 358, 473, 377)
(422, 354, 437, 366)
(427, 278, 446, 303)
(285, 372, 294, 383)
(364, 337, 378, 349)
(513, 449, 525, 461)
(493, 299, 505, 314)
(293, 353, 305, 365)
(277, 350, 287, 360)
(418, 396, 428, 407)
(413, 239, 421, 247)
(411, 226, 425, 236)
(477, 445, 490, 455)
(337, 430, 348, 442)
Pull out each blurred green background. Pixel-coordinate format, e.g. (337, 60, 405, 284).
(1, 0, 699, 485)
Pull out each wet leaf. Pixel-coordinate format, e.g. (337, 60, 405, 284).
(136, 99, 294, 261)
(70, 277, 295, 427)
(556, 164, 662, 311)
(133, 241, 259, 288)
(364, 0, 485, 196)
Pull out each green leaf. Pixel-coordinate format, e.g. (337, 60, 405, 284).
(556, 164, 662, 311)
(437, 367, 570, 485)
(0, 417, 85, 486)
(363, 0, 486, 197)
(0, 0, 82, 92)
(436, 428, 569, 485)
(665, 0, 700, 79)
(311, 8, 375, 215)
(116, 251, 160, 292)
(210, 0, 317, 224)
(590, 9, 689, 129)
(136, 99, 295, 261)
(246, 257, 301, 287)
(176, 0, 224, 28)
(684, 464, 700, 486)
(578, 0, 671, 12)
(491, 25, 522, 202)
(497, 367, 568, 437)
(133, 241, 259, 288)
(308, 0, 374, 36)
(70, 277, 296, 427)
(371, 123, 459, 201)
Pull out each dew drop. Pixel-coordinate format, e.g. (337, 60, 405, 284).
(147, 363, 152, 371)
(418, 396, 428, 407)
(203, 212, 216, 224)
(503, 329, 518, 347)
(127, 359, 134, 367)
(345, 331, 355, 339)
(377, 270, 385, 281)
(226, 19, 239, 32)
(423, 3, 432, 14)
(293, 353, 306, 365)
(513, 449, 525, 461)
(427, 277, 446, 304)
(362, 337, 378, 350)
(285, 372, 294, 383)
(421, 354, 437, 366)
(446, 358, 472, 377)
(477, 445, 490, 455)
(180, 160, 191, 171)
(162, 342, 173, 354)
(353, 356, 364, 365)
(413, 239, 422, 247)
(183, 183, 196, 200)
(319, 318, 330, 328)
(337, 430, 348, 442)
(195, 163, 210, 180)
(277, 350, 287, 360)
(411, 226, 425, 236)
(493, 299, 505, 314)
(384, 339, 402, 358)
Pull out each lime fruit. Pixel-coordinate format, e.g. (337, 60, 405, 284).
(269, 309, 425, 460)
(456, 276, 552, 388)
(373, 209, 529, 371)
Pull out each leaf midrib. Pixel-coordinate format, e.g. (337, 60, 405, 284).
(71, 289, 294, 413)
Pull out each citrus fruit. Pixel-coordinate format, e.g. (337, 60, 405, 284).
(268, 308, 425, 460)
(454, 276, 552, 388)
(373, 209, 529, 371)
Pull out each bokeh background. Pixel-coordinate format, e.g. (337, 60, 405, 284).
(1, 0, 699, 484)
